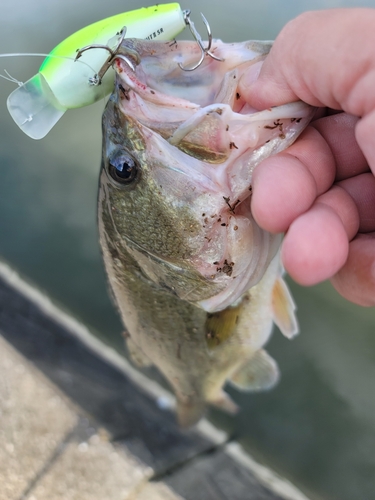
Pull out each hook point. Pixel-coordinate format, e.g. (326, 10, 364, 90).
(179, 11, 223, 71)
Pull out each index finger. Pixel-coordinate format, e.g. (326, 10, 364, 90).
(240, 8, 375, 181)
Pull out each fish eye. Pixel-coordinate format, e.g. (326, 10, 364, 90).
(107, 151, 138, 185)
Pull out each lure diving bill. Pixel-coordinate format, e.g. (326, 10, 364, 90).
(6, 3, 187, 139)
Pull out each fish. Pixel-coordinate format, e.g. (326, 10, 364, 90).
(98, 37, 314, 426)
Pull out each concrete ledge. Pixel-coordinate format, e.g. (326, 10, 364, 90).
(0, 336, 181, 500)
(0, 261, 309, 500)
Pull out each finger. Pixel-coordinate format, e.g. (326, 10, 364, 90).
(281, 203, 349, 286)
(252, 126, 335, 233)
(331, 233, 375, 306)
(281, 186, 359, 285)
(355, 109, 375, 176)
(312, 113, 369, 181)
(337, 173, 375, 232)
(239, 9, 375, 115)
(316, 185, 360, 240)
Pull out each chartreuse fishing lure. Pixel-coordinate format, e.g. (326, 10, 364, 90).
(6, 4, 190, 139)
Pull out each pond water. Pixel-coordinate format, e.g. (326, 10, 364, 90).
(1, 1, 375, 499)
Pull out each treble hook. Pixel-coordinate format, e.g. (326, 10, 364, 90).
(75, 26, 129, 85)
(179, 10, 223, 71)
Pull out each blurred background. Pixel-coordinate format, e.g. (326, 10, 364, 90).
(1, 1, 375, 499)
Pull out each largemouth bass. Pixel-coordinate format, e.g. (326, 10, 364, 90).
(98, 38, 314, 426)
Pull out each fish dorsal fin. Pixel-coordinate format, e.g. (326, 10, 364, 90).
(272, 277, 299, 339)
(229, 349, 279, 391)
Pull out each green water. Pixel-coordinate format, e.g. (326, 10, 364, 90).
(1, 1, 375, 499)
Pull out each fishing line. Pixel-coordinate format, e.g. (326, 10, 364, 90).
(0, 52, 107, 117)
(0, 52, 98, 86)
(0, 69, 23, 86)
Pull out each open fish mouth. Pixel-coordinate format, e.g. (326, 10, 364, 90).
(104, 38, 314, 312)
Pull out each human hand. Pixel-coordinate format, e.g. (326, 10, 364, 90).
(239, 9, 375, 306)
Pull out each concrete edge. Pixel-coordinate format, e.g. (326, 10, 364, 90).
(0, 259, 310, 500)
(225, 442, 310, 500)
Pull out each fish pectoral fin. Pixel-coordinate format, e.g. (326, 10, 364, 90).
(125, 337, 152, 368)
(272, 277, 299, 339)
(176, 400, 206, 428)
(229, 349, 279, 391)
(210, 391, 239, 415)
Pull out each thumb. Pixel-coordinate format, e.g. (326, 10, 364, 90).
(239, 9, 375, 112)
